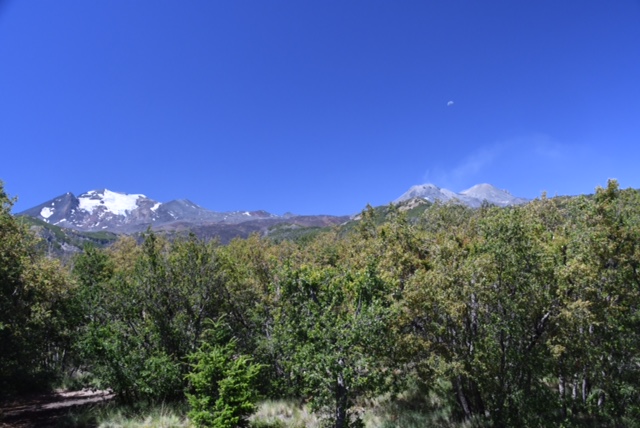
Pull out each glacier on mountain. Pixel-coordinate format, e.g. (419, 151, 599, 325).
(78, 189, 145, 216)
(40, 207, 54, 219)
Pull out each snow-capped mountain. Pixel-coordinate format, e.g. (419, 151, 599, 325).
(395, 183, 528, 207)
(18, 189, 280, 233)
(460, 183, 529, 207)
(19, 184, 528, 238)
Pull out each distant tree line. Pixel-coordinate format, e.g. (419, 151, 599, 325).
(1, 179, 640, 427)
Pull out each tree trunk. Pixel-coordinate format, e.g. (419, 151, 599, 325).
(335, 371, 348, 428)
(455, 375, 472, 419)
(558, 371, 567, 419)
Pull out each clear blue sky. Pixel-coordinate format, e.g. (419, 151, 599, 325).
(2, 1, 639, 215)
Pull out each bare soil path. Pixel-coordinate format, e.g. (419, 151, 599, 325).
(1, 389, 114, 428)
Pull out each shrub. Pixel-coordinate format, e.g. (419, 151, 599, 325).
(186, 332, 262, 428)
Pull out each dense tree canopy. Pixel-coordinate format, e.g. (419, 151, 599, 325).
(2, 179, 640, 427)
(0, 181, 74, 397)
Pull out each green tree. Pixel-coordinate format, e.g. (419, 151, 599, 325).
(186, 319, 263, 428)
(403, 202, 562, 426)
(74, 232, 255, 403)
(74, 233, 180, 401)
(0, 181, 74, 396)
(549, 181, 640, 424)
(273, 262, 395, 428)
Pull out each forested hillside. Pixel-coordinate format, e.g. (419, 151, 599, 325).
(2, 180, 640, 427)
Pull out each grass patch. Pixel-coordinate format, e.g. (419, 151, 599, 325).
(57, 402, 191, 428)
(56, 385, 472, 428)
(357, 379, 476, 428)
(249, 400, 321, 428)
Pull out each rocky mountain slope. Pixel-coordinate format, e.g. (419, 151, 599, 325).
(18, 216, 118, 260)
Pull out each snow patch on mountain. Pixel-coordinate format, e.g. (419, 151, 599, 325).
(40, 207, 54, 219)
(78, 189, 145, 216)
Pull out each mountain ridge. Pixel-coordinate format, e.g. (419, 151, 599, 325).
(20, 183, 530, 233)
(15, 183, 529, 257)
(394, 183, 528, 207)
(18, 182, 529, 240)
(17, 189, 350, 242)
(17, 189, 285, 233)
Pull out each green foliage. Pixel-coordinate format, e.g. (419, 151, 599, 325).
(73, 181, 640, 425)
(5, 177, 640, 427)
(73, 233, 228, 402)
(399, 182, 640, 426)
(272, 260, 397, 428)
(72, 232, 269, 406)
(186, 320, 263, 428)
(267, 224, 327, 244)
(0, 181, 75, 396)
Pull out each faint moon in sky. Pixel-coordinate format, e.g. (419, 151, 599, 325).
(447, 101, 454, 107)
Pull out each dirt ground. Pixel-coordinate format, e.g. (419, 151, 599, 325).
(0, 389, 114, 428)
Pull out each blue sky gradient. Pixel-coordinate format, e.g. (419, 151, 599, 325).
(2, 1, 639, 215)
